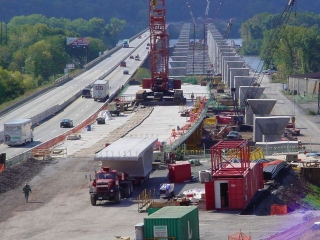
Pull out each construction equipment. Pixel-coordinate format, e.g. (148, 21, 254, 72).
(135, 0, 186, 104)
(89, 167, 133, 206)
(158, 183, 175, 198)
(223, 18, 233, 40)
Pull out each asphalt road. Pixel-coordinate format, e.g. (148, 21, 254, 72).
(0, 34, 150, 159)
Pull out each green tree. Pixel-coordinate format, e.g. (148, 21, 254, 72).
(87, 37, 106, 61)
(25, 40, 53, 83)
(105, 18, 126, 47)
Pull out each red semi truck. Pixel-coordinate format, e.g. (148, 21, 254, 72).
(90, 138, 157, 206)
(89, 166, 150, 206)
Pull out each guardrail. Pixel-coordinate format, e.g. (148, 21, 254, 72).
(0, 29, 149, 144)
(0, 28, 149, 118)
(4, 75, 132, 167)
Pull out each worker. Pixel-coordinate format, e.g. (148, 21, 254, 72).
(23, 182, 32, 203)
(191, 92, 194, 101)
(92, 179, 97, 187)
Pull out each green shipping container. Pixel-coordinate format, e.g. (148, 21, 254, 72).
(148, 207, 161, 215)
(144, 206, 200, 240)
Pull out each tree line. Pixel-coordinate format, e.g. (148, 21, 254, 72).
(0, 1, 319, 39)
(0, 14, 126, 105)
(240, 12, 320, 77)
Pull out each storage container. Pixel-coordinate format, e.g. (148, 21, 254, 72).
(148, 207, 161, 215)
(144, 206, 200, 240)
(135, 223, 144, 240)
(199, 170, 211, 183)
(168, 162, 191, 183)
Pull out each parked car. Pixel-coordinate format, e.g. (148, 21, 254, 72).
(226, 131, 242, 140)
(130, 55, 134, 59)
(147, 43, 150, 46)
(60, 119, 73, 128)
(123, 69, 129, 75)
(146, 46, 149, 49)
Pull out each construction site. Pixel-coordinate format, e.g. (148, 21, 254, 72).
(2, 0, 320, 240)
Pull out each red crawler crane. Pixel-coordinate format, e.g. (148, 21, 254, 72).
(136, 0, 185, 104)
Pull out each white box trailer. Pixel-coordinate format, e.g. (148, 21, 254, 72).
(4, 119, 34, 146)
(93, 80, 109, 102)
(94, 138, 158, 179)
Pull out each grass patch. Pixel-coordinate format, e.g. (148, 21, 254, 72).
(0, 83, 53, 111)
(302, 184, 320, 209)
(306, 109, 317, 115)
(131, 67, 151, 83)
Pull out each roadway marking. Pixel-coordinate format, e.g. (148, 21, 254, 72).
(52, 130, 56, 133)
(75, 114, 79, 116)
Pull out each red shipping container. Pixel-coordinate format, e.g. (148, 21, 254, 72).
(211, 163, 264, 210)
(168, 162, 191, 183)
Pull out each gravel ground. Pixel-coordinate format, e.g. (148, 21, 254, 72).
(1, 75, 320, 239)
(0, 156, 318, 240)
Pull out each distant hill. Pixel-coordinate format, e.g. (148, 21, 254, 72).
(0, 0, 316, 38)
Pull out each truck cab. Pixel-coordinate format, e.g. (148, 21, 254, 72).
(89, 167, 133, 206)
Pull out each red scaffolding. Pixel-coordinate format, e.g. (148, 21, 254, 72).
(149, 0, 169, 92)
(210, 140, 251, 176)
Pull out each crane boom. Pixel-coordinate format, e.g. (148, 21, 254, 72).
(205, 0, 210, 17)
(223, 19, 233, 40)
(149, 0, 169, 92)
(136, 0, 185, 104)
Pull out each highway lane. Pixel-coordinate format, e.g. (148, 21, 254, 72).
(0, 34, 149, 132)
(1, 34, 151, 159)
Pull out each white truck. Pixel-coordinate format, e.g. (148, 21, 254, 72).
(4, 119, 34, 146)
(93, 80, 109, 102)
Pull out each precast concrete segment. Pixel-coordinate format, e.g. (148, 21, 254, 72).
(95, 137, 158, 177)
(256, 116, 290, 142)
(253, 115, 263, 142)
(218, 48, 235, 75)
(218, 52, 237, 74)
(241, 87, 265, 125)
(169, 61, 187, 68)
(221, 56, 242, 83)
(247, 99, 277, 115)
(229, 68, 250, 89)
(226, 62, 246, 86)
(239, 86, 265, 107)
(171, 56, 188, 61)
(172, 51, 188, 56)
(248, 99, 277, 142)
(234, 77, 255, 100)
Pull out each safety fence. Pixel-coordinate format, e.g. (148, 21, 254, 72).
(270, 204, 287, 215)
(32, 148, 67, 160)
(137, 189, 156, 213)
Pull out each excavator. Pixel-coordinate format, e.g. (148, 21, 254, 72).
(135, 0, 186, 105)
